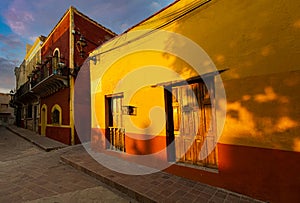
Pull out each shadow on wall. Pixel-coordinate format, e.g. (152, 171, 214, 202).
(158, 0, 300, 152)
(223, 72, 300, 151)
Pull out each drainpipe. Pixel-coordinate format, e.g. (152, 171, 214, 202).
(69, 6, 75, 145)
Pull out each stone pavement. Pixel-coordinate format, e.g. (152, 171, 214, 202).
(26, 186, 131, 203)
(0, 126, 136, 202)
(61, 145, 265, 203)
(6, 125, 265, 203)
(6, 125, 67, 151)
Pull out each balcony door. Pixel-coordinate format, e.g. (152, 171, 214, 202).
(105, 93, 125, 152)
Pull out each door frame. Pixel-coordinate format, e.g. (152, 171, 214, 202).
(105, 93, 125, 151)
(164, 76, 218, 168)
(41, 104, 47, 136)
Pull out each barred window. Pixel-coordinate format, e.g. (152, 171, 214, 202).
(52, 109, 60, 124)
(51, 104, 62, 125)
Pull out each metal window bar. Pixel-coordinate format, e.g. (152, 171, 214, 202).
(108, 127, 125, 152)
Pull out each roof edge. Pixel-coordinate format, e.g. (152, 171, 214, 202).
(72, 7, 117, 36)
(123, 0, 179, 33)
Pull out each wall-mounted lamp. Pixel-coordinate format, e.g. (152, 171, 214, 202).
(76, 35, 87, 58)
(122, 106, 137, 116)
(90, 55, 100, 65)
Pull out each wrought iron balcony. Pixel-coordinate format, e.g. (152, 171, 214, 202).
(30, 64, 69, 98)
(13, 81, 37, 104)
(13, 64, 70, 102)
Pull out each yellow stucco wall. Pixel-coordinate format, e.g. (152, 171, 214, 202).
(25, 37, 43, 75)
(91, 0, 300, 152)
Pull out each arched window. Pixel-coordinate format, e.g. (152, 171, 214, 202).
(51, 104, 62, 125)
(52, 49, 60, 75)
(52, 109, 60, 124)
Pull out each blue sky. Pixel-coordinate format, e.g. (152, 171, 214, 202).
(0, 0, 174, 93)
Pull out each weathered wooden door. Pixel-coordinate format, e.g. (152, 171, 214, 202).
(33, 105, 38, 133)
(171, 81, 217, 168)
(106, 94, 125, 152)
(41, 106, 47, 136)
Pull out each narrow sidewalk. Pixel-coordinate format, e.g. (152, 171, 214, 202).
(6, 125, 265, 202)
(6, 125, 67, 151)
(61, 144, 265, 203)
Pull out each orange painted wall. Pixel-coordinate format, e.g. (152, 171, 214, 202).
(89, 0, 300, 202)
(165, 144, 300, 203)
(91, 128, 300, 202)
(91, 128, 166, 155)
(125, 133, 166, 155)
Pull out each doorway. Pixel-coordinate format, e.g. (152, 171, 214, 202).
(105, 93, 125, 152)
(166, 79, 218, 168)
(41, 105, 47, 136)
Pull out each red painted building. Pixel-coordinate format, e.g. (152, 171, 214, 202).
(13, 6, 116, 145)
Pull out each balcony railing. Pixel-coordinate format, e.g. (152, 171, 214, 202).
(15, 81, 30, 99)
(106, 127, 125, 152)
(31, 65, 69, 89)
(12, 81, 37, 104)
(13, 64, 70, 102)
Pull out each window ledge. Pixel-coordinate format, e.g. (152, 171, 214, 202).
(173, 162, 219, 174)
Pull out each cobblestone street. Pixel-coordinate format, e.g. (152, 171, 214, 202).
(0, 126, 135, 202)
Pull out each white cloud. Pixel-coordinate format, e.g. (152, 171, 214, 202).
(0, 0, 175, 91)
(4, 6, 34, 36)
(150, 2, 162, 11)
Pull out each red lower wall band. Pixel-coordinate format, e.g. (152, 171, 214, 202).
(91, 128, 300, 202)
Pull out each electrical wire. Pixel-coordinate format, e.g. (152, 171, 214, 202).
(129, 0, 208, 28)
(90, 0, 211, 58)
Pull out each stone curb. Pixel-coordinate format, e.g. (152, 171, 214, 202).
(60, 148, 266, 203)
(60, 155, 155, 203)
(6, 126, 67, 152)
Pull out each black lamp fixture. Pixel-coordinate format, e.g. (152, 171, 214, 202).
(76, 34, 87, 58)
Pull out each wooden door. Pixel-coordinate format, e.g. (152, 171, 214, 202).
(172, 82, 217, 168)
(41, 106, 47, 136)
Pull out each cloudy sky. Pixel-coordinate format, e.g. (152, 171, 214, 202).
(0, 0, 174, 93)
